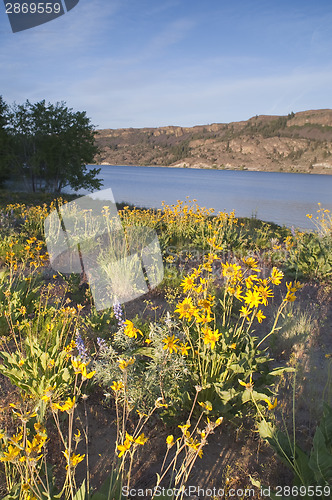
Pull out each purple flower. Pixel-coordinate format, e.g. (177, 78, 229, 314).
(75, 330, 89, 360)
(113, 302, 125, 328)
(97, 337, 107, 351)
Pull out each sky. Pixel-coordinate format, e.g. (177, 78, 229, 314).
(1, 0, 332, 130)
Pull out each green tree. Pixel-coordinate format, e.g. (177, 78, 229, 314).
(0, 95, 10, 187)
(7, 100, 102, 193)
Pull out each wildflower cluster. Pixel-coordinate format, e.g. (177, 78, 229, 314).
(152, 390, 223, 497)
(169, 242, 301, 413)
(306, 203, 332, 236)
(0, 196, 316, 499)
(0, 421, 47, 465)
(71, 356, 95, 380)
(117, 431, 148, 457)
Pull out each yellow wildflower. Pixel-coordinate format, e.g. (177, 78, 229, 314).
(244, 289, 261, 309)
(286, 281, 303, 293)
(198, 401, 212, 411)
(202, 327, 221, 349)
(198, 298, 212, 312)
(41, 385, 56, 402)
(256, 310, 266, 323)
(245, 274, 259, 289)
(34, 423, 46, 434)
(270, 267, 284, 285)
(166, 435, 174, 447)
(243, 257, 260, 271)
(195, 311, 213, 324)
(238, 374, 253, 390)
(285, 291, 296, 302)
(180, 275, 195, 292)
(134, 433, 148, 445)
(52, 397, 76, 413)
(117, 437, 132, 457)
(64, 340, 77, 352)
(63, 449, 85, 468)
(174, 297, 197, 320)
(255, 285, 273, 306)
(239, 306, 251, 319)
(118, 357, 135, 370)
(71, 357, 95, 379)
(1, 444, 21, 462)
(178, 423, 190, 434)
(123, 320, 143, 339)
(111, 381, 124, 392)
(222, 262, 242, 281)
(162, 335, 180, 354)
(179, 342, 190, 356)
(264, 398, 278, 410)
(9, 430, 23, 444)
(74, 430, 81, 442)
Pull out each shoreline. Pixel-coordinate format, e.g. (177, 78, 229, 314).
(95, 162, 332, 175)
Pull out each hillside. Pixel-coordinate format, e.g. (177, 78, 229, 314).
(95, 109, 332, 174)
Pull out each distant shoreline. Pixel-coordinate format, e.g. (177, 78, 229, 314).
(94, 163, 332, 175)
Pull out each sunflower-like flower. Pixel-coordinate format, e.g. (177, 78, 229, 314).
(174, 297, 198, 321)
(162, 335, 180, 354)
(123, 320, 143, 339)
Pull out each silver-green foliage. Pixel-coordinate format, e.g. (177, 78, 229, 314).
(93, 316, 189, 415)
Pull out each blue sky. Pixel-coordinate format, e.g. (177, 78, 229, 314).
(1, 0, 332, 129)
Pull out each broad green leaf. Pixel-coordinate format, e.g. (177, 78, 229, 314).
(309, 427, 332, 483)
(73, 480, 86, 500)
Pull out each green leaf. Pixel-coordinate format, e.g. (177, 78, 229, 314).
(242, 390, 267, 404)
(320, 403, 332, 445)
(213, 385, 238, 403)
(257, 419, 276, 441)
(40, 352, 49, 371)
(89, 493, 107, 500)
(268, 367, 296, 376)
(131, 347, 156, 359)
(228, 363, 245, 373)
(309, 427, 332, 483)
(73, 480, 86, 500)
(62, 367, 71, 383)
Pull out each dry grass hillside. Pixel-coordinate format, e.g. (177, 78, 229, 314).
(95, 109, 332, 174)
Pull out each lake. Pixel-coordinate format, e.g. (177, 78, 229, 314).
(71, 165, 332, 230)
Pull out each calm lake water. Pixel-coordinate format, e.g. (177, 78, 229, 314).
(70, 165, 332, 230)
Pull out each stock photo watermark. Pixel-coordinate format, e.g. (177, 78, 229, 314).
(44, 187, 164, 310)
(3, 0, 79, 33)
(122, 485, 332, 498)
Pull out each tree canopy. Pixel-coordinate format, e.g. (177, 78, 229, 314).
(0, 96, 10, 186)
(5, 99, 102, 193)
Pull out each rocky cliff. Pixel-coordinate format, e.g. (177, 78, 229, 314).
(95, 110, 332, 174)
